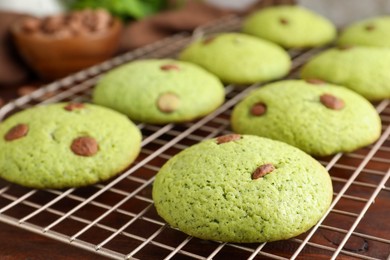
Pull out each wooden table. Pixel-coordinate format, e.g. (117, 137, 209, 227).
(0, 221, 107, 259)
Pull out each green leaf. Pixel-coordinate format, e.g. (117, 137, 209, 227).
(68, 0, 167, 20)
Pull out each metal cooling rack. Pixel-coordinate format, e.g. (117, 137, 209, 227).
(0, 15, 389, 260)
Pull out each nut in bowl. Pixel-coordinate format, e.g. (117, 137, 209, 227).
(11, 9, 122, 80)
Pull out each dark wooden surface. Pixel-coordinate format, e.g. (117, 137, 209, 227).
(0, 221, 108, 260)
(0, 190, 388, 260)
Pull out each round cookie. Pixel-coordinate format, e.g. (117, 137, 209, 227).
(231, 80, 381, 157)
(242, 5, 336, 48)
(0, 103, 142, 189)
(93, 59, 225, 124)
(301, 46, 390, 101)
(153, 134, 333, 243)
(338, 16, 390, 48)
(179, 33, 291, 85)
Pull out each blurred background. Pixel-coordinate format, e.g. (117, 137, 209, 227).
(0, 0, 389, 98)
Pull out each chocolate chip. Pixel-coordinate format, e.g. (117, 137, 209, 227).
(157, 93, 180, 113)
(203, 36, 216, 44)
(320, 94, 345, 110)
(64, 103, 85, 111)
(250, 103, 267, 116)
(279, 17, 289, 25)
(71, 136, 98, 156)
(160, 64, 180, 71)
(305, 78, 326, 85)
(5, 124, 29, 141)
(252, 163, 275, 180)
(365, 24, 375, 31)
(216, 134, 241, 144)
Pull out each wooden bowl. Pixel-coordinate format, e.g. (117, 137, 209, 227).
(11, 16, 122, 80)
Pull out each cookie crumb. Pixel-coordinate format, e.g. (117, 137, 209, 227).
(71, 136, 98, 156)
(252, 163, 275, 180)
(216, 134, 241, 144)
(5, 124, 29, 141)
(157, 93, 180, 113)
(251, 103, 267, 116)
(320, 94, 345, 110)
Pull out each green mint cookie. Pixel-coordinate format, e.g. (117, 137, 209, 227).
(301, 46, 390, 100)
(179, 33, 291, 84)
(231, 80, 381, 156)
(0, 103, 142, 189)
(338, 16, 390, 48)
(242, 5, 336, 48)
(153, 134, 333, 242)
(93, 59, 225, 124)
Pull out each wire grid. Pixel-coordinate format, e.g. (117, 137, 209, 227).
(0, 16, 389, 260)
